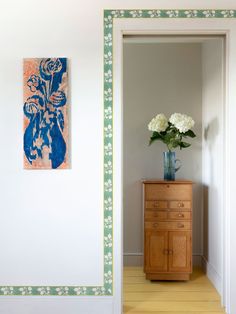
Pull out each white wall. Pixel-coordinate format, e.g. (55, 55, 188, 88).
(0, 1, 104, 287)
(202, 39, 224, 294)
(123, 42, 203, 266)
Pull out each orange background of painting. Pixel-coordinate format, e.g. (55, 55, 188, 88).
(23, 58, 69, 169)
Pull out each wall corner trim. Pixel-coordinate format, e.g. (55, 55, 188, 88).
(202, 256, 223, 296)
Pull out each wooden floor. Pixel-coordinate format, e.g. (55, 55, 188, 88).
(123, 267, 226, 314)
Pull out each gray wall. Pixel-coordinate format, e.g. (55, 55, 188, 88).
(202, 39, 224, 294)
(123, 42, 203, 265)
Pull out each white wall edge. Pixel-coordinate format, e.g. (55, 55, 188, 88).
(113, 18, 234, 314)
(202, 256, 223, 296)
(222, 30, 231, 314)
(113, 22, 124, 314)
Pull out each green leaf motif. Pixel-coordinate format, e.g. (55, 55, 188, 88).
(183, 130, 196, 138)
(180, 142, 191, 148)
(149, 132, 163, 145)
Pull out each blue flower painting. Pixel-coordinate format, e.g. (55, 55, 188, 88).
(23, 58, 68, 169)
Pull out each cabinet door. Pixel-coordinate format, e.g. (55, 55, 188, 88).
(145, 230, 168, 272)
(168, 231, 192, 272)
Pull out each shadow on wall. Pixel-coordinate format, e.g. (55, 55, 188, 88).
(204, 117, 219, 148)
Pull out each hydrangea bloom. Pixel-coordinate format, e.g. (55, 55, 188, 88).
(148, 114, 168, 132)
(169, 113, 195, 133)
(148, 112, 196, 151)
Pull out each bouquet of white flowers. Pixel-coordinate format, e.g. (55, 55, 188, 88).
(148, 113, 196, 151)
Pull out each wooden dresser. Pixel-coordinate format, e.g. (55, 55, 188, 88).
(143, 180, 193, 281)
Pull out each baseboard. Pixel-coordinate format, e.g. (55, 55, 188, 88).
(0, 297, 114, 314)
(123, 253, 143, 266)
(202, 256, 222, 295)
(192, 254, 202, 266)
(123, 253, 202, 267)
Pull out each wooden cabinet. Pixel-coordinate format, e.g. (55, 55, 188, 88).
(143, 180, 193, 281)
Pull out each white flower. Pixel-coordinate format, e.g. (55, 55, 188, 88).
(104, 197, 112, 211)
(130, 10, 143, 18)
(56, 287, 69, 295)
(203, 10, 216, 18)
(1, 287, 13, 295)
(221, 10, 234, 18)
(148, 10, 161, 18)
(105, 69, 112, 83)
(169, 113, 195, 133)
(184, 10, 198, 18)
(104, 270, 112, 284)
(37, 287, 50, 295)
(166, 10, 179, 18)
(104, 179, 112, 192)
(104, 161, 112, 175)
(148, 114, 168, 132)
(104, 15, 112, 28)
(104, 33, 112, 47)
(105, 216, 112, 229)
(19, 287, 32, 295)
(104, 51, 112, 65)
(74, 287, 87, 295)
(104, 88, 112, 102)
(111, 10, 125, 18)
(105, 252, 112, 265)
(92, 287, 106, 296)
(104, 233, 112, 247)
(104, 106, 112, 120)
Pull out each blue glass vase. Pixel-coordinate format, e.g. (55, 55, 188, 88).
(163, 151, 181, 181)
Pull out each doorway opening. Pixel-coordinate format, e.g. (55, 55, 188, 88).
(122, 35, 226, 312)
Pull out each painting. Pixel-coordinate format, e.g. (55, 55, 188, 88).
(23, 58, 68, 169)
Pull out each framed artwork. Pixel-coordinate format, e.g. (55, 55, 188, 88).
(23, 58, 68, 169)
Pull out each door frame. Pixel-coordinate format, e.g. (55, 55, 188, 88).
(107, 12, 234, 314)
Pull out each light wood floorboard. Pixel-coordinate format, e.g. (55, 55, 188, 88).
(123, 267, 226, 313)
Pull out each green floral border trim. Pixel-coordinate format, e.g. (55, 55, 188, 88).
(0, 8, 234, 297)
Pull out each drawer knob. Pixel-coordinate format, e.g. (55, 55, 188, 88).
(178, 213, 184, 217)
(154, 202, 159, 207)
(163, 249, 169, 255)
(177, 223, 184, 228)
(168, 249, 173, 255)
(153, 223, 158, 228)
(178, 202, 184, 207)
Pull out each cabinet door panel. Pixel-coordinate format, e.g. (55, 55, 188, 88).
(169, 231, 191, 272)
(145, 230, 168, 272)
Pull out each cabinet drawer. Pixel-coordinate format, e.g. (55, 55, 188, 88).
(168, 211, 191, 220)
(145, 210, 168, 220)
(145, 221, 191, 230)
(145, 184, 192, 201)
(169, 201, 191, 209)
(145, 201, 168, 209)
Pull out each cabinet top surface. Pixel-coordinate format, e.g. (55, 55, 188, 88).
(142, 179, 193, 184)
